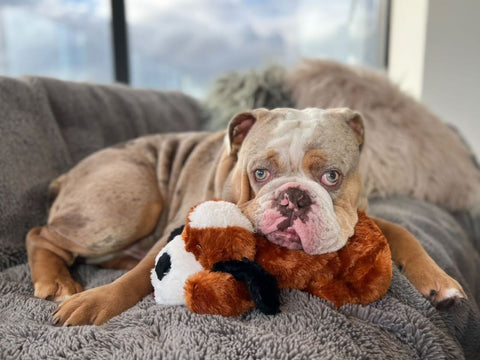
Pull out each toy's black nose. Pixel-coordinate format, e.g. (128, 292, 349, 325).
(278, 188, 312, 210)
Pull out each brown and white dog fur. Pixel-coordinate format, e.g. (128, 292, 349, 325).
(26, 107, 465, 326)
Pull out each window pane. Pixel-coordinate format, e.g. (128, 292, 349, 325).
(126, 0, 386, 97)
(0, 0, 113, 83)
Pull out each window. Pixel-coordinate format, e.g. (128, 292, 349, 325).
(0, 0, 112, 82)
(127, 0, 389, 97)
(0, 0, 389, 97)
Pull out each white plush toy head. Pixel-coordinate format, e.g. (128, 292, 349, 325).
(150, 234, 203, 305)
(151, 200, 255, 305)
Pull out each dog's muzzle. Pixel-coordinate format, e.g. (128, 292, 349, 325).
(254, 179, 342, 255)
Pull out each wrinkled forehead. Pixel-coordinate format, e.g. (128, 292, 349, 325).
(252, 108, 360, 172)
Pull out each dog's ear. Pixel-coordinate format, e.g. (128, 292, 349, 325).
(227, 111, 258, 155)
(344, 110, 365, 150)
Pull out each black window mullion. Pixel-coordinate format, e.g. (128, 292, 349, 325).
(384, 0, 392, 69)
(111, 0, 130, 84)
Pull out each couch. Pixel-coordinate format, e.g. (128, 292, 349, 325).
(1, 73, 479, 359)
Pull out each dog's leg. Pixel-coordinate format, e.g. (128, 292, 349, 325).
(52, 235, 169, 326)
(27, 148, 164, 309)
(48, 198, 164, 325)
(99, 255, 139, 270)
(98, 235, 159, 271)
(26, 227, 83, 301)
(373, 217, 466, 308)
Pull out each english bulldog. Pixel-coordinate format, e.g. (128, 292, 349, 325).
(25, 107, 465, 326)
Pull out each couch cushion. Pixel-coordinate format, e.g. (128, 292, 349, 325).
(0, 76, 205, 269)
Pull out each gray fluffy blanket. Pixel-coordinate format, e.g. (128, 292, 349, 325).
(1, 76, 480, 359)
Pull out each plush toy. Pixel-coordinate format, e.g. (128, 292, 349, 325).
(151, 200, 392, 316)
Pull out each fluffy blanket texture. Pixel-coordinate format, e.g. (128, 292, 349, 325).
(1, 199, 479, 359)
(1, 74, 480, 359)
(204, 65, 293, 131)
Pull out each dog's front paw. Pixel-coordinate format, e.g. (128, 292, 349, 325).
(401, 259, 466, 309)
(52, 284, 123, 326)
(34, 276, 83, 302)
(424, 274, 466, 310)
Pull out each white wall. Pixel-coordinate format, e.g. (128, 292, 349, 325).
(422, 0, 480, 158)
(389, 0, 480, 158)
(388, 0, 429, 99)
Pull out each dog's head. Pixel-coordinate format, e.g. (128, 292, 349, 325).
(217, 108, 365, 255)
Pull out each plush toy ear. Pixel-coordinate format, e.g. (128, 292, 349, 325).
(227, 112, 257, 156)
(167, 225, 185, 243)
(344, 110, 365, 151)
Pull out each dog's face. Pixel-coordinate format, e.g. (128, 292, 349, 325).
(218, 108, 364, 255)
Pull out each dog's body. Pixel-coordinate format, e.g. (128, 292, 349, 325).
(27, 108, 465, 326)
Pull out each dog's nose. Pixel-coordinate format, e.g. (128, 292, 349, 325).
(278, 188, 312, 210)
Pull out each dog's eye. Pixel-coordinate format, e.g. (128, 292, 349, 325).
(321, 170, 342, 188)
(254, 168, 270, 182)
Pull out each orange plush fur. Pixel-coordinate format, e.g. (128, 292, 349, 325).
(183, 211, 392, 316)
